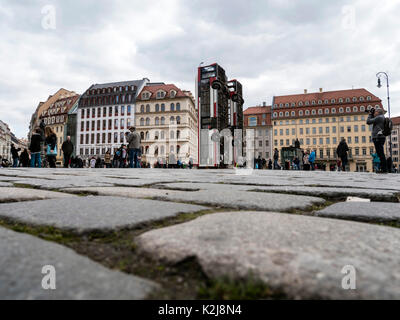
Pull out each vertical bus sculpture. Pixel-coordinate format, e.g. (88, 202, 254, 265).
(196, 63, 244, 167)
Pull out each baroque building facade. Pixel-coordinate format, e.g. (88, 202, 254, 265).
(135, 83, 198, 166)
(272, 88, 384, 172)
(40, 94, 80, 165)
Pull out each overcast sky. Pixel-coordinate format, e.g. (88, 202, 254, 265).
(1, 0, 399, 137)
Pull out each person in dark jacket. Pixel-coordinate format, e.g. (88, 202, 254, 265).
(273, 148, 281, 170)
(367, 108, 388, 173)
(45, 127, 57, 168)
(29, 128, 43, 168)
(61, 136, 74, 168)
(11, 144, 21, 167)
(19, 149, 30, 167)
(336, 138, 349, 172)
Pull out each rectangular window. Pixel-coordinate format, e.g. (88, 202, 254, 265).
(115, 119, 118, 129)
(306, 128, 310, 135)
(108, 119, 112, 130)
(86, 134, 89, 144)
(361, 125, 366, 132)
(286, 129, 289, 135)
(97, 120, 101, 130)
(332, 126, 336, 133)
(108, 133, 112, 143)
(96, 133, 100, 144)
(355, 136, 359, 143)
(259, 140, 262, 147)
(280, 139, 283, 146)
(306, 138, 310, 145)
(121, 106, 125, 116)
(362, 136, 366, 143)
(81, 109, 85, 119)
(86, 121, 90, 131)
(127, 105, 131, 116)
(102, 133, 106, 143)
(103, 107, 107, 117)
(80, 135, 84, 144)
(312, 127, 316, 134)
(92, 121, 95, 131)
(280, 129, 283, 135)
(292, 128, 295, 135)
(326, 127, 330, 134)
(115, 106, 119, 116)
(326, 137, 330, 144)
(103, 120, 106, 130)
(333, 137, 337, 145)
(319, 138, 323, 145)
(320, 149, 324, 158)
(354, 125, 358, 132)
(319, 127, 323, 134)
(348, 137, 352, 144)
(97, 108, 101, 117)
(81, 121, 84, 132)
(92, 108, 95, 118)
(109, 107, 112, 117)
(91, 134, 95, 144)
(286, 139, 290, 146)
(300, 128, 304, 135)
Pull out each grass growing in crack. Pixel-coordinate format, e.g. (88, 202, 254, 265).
(198, 277, 285, 300)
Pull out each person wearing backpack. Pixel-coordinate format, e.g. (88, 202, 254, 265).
(367, 108, 388, 173)
(336, 138, 349, 172)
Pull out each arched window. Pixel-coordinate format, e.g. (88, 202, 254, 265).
(155, 117, 160, 125)
(176, 116, 181, 124)
(360, 106, 365, 112)
(161, 131, 165, 139)
(170, 130, 174, 139)
(299, 110, 303, 116)
(291, 111, 295, 116)
(145, 146, 149, 154)
(353, 106, 358, 112)
(170, 103, 175, 111)
(154, 146, 159, 156)
(346, 107, 351, 112)
(160, 146, 165, 155)
(155, 104, 160, 112)
(299, 102, 303, 106)
(161, 104, 165, 112)
(285, 111, 289, 116)
(311, 109, 316, 115)
(279, 112, 283, 117)
(146, 117, 150, 126)
(318, 109, 323, 115)
(170, 116, 175, 124)
(325, 108, 329, 114)
(177, 130, 180, 139)
(331, 108, 336, 113)
(145, 131, 149, 140)
(155, 131, 159, 140)
(140, 132, 144, 140)
(140, 118, 144, 126)
(305, 110, 310, 115)
(140, 105, 145, 113)
(170, 145, 174, 153)
(161, 117, 165, 125)
(339, 107, 344, 113)
(177, 145, 181, 155)
(176, 103, 181, 111)
(146, 104, 150, 113)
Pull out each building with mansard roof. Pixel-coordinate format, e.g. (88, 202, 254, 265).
(135, 83, 198, 167)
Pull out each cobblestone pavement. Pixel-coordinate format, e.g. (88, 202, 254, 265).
(1, 168, 399, 299)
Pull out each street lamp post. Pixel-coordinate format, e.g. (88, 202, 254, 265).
(376, 71, 393, 167)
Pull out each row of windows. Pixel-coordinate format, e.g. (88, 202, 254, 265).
(79, 129, 184, 145)
(139, 116, 182, 126)
(274, 125, 372, 136)
(274, 115, 367, 126)
(80, 119, 132, 131)
(274, 136, 372, 147)
(81, 106, 132, 118)
(273, 105, 380, 118)
(81, 95, 134, 107)
(139, 103, 181, 113)
(87, 86, 136, 96)
(274, 96, 373, 108)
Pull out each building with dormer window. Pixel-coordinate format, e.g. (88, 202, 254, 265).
(136, 83, 198, 167)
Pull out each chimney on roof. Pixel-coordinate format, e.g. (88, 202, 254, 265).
(304, 89, 307, 94)
(319, 88, 323, 93)
(263, 101, 266, 107)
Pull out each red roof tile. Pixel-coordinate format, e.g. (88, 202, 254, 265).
(392, 116, 400, 125)
(243, 106, 271, 115)
(137, 83, 189, 100)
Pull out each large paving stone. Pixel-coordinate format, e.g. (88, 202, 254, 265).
(315, 202, 400, 223)
(0, 187, 76, 203)
(0, 182, 13, 187)
(61, 186, 186, 198)
(0, 196, 206, 233)
(155, 189, 325, 211)
(250, 186, 400, 202)
(0, 226, 157, 299)
(12, 178, 113, 190)
(137, 211, 400, 299)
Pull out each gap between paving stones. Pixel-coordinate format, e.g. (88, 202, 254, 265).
(0, 208, 285, 299)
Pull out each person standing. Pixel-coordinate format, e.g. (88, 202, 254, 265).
(127, 126, 141, 168)
(20, 149, 30, 167)
(61, 136, 74, 168)
(29, 128, 43, 168)
(309, 149, 316, 171)
(336, 138, 349, 172)
(11, 144, 21, 167)
(367, 108, 388, 173)
(44, 127, 58, 168)
(104, 150, 112, 168)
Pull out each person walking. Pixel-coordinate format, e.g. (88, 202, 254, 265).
(44, 127, 58, 168)
(127, 126, 141, 168)
(11, 144, 21, 167)
(336, 138, 349, 172)
(29, 128, 43, 168)
(309, 149, 316, 171)
(367, 108, 388, 173)
(273, 148, 281, 170)
(61, 136, 74, 168)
